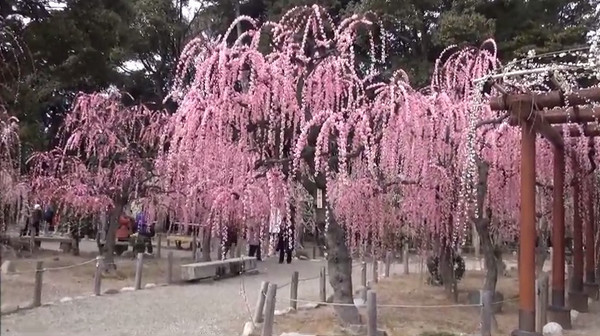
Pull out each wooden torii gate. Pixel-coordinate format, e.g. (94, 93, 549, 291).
(489, 86, 600, 335)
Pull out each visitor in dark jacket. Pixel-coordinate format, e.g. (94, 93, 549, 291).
(134, 212, 154, 253)
(277, 222, 295, 264)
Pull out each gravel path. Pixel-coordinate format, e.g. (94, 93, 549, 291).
(0, 249, 519, 336)
(0, 257, 359, 336)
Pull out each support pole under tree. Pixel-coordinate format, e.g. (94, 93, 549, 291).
(403, 244, 409, 275)
(93, 255, 104, 296)
(372, 259, 378, 284)
(33, 261, 43, 307)
(134, 252, 144, 290)
(290, 271, 299, 310)
(385, 251, 391, 277)
(319, 266, 326, 302)
(568, 164, 589, 312)
(535, 273, 549, 333)
(253, 281, 269, 324)
(167, 251, 173, 284)
(548, 145, 572, 329)
(367, 290, 377, 336)
(261, 283, 277, 336)
(156, 234, 162, 258)
(513, 121, 538, 334)
(584, 183, 599, 299)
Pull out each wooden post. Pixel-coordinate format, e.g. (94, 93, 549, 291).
(536, 273, 549, 333)
(290, 271, 299, 309)
(360, 261, 367, 301)
(480, 290, 493, 336)
(312, 245, 316, 259)
(253, 281, 269, 323)
(93, 255, 104, 295)
(33, 261, 43, 307)
(367, 290, 377, 336)
(261, 283, 277, 336)
(319, 266, 326, 302)
(372, 259, 378, 284)
(156, 234, 162, 258)
(192, 230, 198, 261)
(403, 244, 409, 275)
(167, 251, 173, 284)
(384, 251, 392, 277)
(517, 120, 537, 333)
(134, 252, 144, 290)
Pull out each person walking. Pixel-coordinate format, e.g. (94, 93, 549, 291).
(134, 211, 155, 254)
(277, 222, 295, 264)
(247, 226, 262, 261)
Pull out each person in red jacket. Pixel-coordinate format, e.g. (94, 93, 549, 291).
(115, 214, 132, 255)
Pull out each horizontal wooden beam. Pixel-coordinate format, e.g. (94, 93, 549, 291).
(544, 106, 600, 124)
(490, 87, 600, 111)
(555, 124, 600, 137)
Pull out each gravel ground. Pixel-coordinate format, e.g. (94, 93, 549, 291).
(0, 257, 358, 336)
(0, 246, 523, 336)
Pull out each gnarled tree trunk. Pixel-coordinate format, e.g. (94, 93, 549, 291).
(202, 226, 212, 261)
(439, 242, 459, 302)
(319, 205, 361, 325)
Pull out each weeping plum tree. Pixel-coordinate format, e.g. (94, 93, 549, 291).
(0, 106, 25, 232)
(28, 90, 167, 267)
(159, 5, 442, 324)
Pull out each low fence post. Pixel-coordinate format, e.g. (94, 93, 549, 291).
(480, 290, 493, 336)
(93, 255, 104, 295)
(167, 251, 173, 284)
(33, 261, 44, 307)
(361, 262, 367, 301)
(290, 271, 299, 310)
(262, 283, 278, 336)
(312, 245, 316, 259)
(319, 266, 327, 302)
(134, 252, 144, 290)
(384, 251, 392, 277)
(403, 244, 409, 275)
(253, 281, 269, 323)
(372, 259, 378, 284)
(367, 290, 377, 336)
(192, 231, 198, 261)
(536, 272, 549, 333)
(156, 234, 162, 259)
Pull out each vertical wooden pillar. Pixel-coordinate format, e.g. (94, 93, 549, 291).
(551, 146, 566, 307)
(584, 175, 599, 299)
(585, 182, 596, 283)
(548, 145, 572, 329)
(515, 122, 537, 333)
(568, 161, 589, 312)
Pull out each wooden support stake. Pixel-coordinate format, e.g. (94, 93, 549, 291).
(319, 266, 327, 302)
(290, 271, 299, 309)
(367, 290, 377, 336)
(262, 283, 278, 336)
(481, 290, 493, 336)
(385, 251, 392, 277)
(192, 230, 198, 261)
(372, 259, 378, 284)
(156, 234, 162, 258)
(167, 251, 173, 284)
(403, 244, 409, 275)
(134, 252, 144, 290)
(253, 281, 269, 323)
(536, 273, 549, 333)
(360, 261, 367, 301)
(33, 261, 43, 307)
(93, 255, 104, 295)
(312, 245, 316, 259)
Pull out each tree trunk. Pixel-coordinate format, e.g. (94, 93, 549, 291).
(103, 205, 122, 270)
(439, 243, 458, 302)
(323, 206, 361, 325)
(201, 227, 211, 261)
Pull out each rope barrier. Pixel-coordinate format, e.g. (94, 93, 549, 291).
(8, 257, 99, 274)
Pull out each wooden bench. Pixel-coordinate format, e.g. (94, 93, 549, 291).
(20, 236, 74, 252)
(180, 257, 257, 281)
(166, 235, 200, 250)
